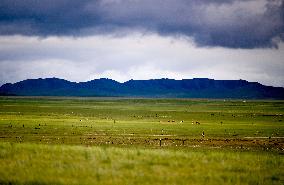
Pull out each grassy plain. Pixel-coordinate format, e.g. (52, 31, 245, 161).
(0, 97, 283, 184)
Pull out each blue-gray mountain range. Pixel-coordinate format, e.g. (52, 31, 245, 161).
(0, 78, 283, 99)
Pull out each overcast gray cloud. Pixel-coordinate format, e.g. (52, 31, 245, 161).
(0, 0, 283, 87)
(0, 0, 283, 48)
(0, 34, 283, 87)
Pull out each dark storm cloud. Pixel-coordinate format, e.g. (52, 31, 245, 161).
(0, 0, 283, 48)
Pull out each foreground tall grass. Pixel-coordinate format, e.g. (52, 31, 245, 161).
(0, 142, 283, 185)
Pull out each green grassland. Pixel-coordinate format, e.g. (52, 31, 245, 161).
(0, 97, 283, 184)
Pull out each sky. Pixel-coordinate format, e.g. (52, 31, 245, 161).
(0, 0, 283, 87)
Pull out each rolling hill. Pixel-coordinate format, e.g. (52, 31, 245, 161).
(0, 78, 283, 99)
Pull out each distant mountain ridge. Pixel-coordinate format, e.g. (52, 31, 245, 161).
(0, 77, 283, 99)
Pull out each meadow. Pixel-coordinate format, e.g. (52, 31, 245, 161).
(0, 97, 283, 184)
